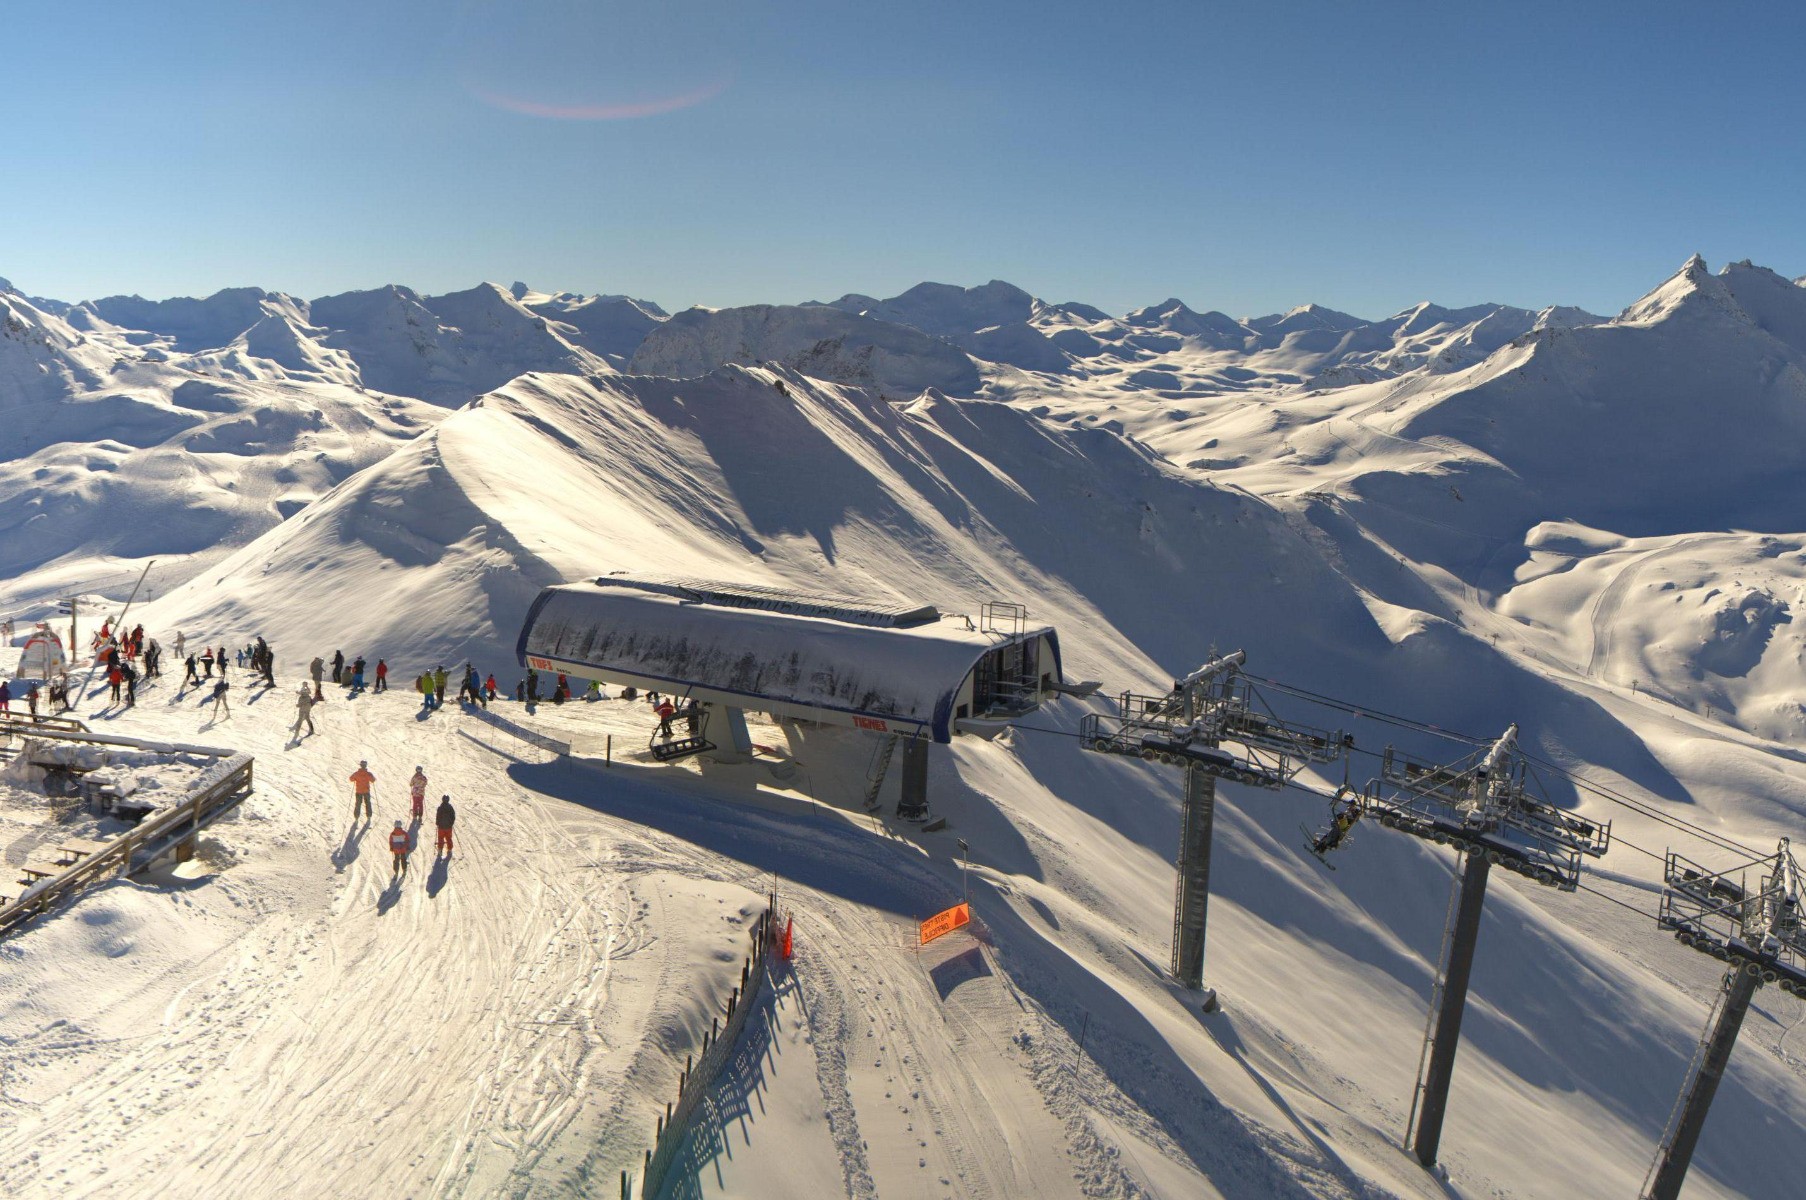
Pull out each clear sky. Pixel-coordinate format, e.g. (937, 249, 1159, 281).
(3, 1, 1802, 319)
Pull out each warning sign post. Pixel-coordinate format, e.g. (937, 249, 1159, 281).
(919, 902, 971, 947)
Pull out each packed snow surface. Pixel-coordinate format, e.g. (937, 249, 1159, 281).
(1, 257, 1804, 1198)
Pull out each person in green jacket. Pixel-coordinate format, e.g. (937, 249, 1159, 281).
(432, 665, 448, 708)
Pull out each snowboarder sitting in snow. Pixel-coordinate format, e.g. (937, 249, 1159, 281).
(434, 795, 455, 857)
(389, 821, 411, 876)
(350, 760, 375, 822)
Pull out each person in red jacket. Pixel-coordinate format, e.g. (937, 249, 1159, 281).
(389, 821, 411, 876)
(655, 698, 677, 740)
(373, 659, 388, 694)
(350, 760, 375, 822)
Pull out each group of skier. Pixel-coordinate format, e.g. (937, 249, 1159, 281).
(349, 760, 457, 877)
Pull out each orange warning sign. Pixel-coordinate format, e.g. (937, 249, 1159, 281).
(918, 902, 970, 946)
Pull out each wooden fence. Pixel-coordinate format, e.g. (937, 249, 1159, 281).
(628, 898, 780, 1200)
(0, 734, 253, 938)
(0, 710, 90, 738)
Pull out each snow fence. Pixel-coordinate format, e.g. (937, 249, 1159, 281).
(631, 899, 780, 1200)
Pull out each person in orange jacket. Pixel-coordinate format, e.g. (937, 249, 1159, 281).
(350, 759, 375, 822)
(389, 821, 411, 876)
(655, 698, 677, 740)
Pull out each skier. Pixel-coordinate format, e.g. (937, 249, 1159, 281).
(552, 673, 568, 705)
(107, 662, 124, 704)
(200, 647, 215, 678)
(409, 766, 428, 823)
(432, 665, 448, 708)
(525, 669, 539, 705)
(26, 684, 38, 718)
(209, 677, 231, 720)
(655, 698, 677, 740)
(310, 655, 326, 701)
(122, 661, 137, 706)
(183, 653, 200, 688)
(1308, 793, 1363, 861)
(292, 685, 316, 738)
(683, 697, 702, 737)
(417, 672, 433, 711)
(373, 659, 388, 693)
(349, 760, 375, 822)
(484, 673, 498, 703)
(389, 821, 411, 876)
(434, 795, 456, 857)
(217, 645, 227, 677)
(0, 679, 10, 713)
(173, 631, 186, 660)
(258, 637, 275, 687)
(331, 649, 344, 685)
(349, 656, 366, 693)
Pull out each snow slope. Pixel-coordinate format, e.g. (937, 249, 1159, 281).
(0, 281, 445, 614)
(3, 257, 1806, 1200)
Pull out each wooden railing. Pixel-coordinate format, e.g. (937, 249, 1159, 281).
(0, 743, 253, 938)
(0, 710, 91, 740)
(629, 900, 779, 1200)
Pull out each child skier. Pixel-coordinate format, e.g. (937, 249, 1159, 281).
(389, 821, 411, 876)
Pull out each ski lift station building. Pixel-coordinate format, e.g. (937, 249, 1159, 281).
(516, 577, 1063, 816)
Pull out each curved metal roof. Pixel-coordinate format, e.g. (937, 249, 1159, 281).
(516, 581, 1060, 742)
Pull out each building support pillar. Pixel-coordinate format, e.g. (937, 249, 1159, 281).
(707, 704, 754, 763)
(896, 736, 930, 823)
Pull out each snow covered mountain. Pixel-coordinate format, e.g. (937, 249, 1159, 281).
(5, 256, 1806, 1200)
(629, 304, 983, 397)
(513, 283, 667, 366)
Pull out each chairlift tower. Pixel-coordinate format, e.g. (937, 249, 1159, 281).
(1363, 725, 1612, 1169)
(1643, 839, 1806, 1200)
(1079, 651, 1350, 992)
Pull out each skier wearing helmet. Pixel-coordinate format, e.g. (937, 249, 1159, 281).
(350, 760, 375, 822)
(389, 821, 411, 876)
(409, 766, 428, 822)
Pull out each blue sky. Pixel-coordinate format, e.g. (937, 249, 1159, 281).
(2, 1, 1802, 318)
